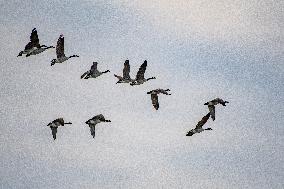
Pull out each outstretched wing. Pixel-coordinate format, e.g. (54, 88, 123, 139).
(81, 71, 89, 79)
(123, 60, 131, 79)
(90, 62, 98, 72)
(208, 105, 215, 121)
(93, 114, 106, 121)
(114, 74, 123, 80)
(56, 35, 65, 58)
(89, 125, 96, 138)
(50, 126, 58, 140)
(151, 94, 159, 110)
(157, 89, 170, 95)
(136, 61, 147, 80)
(30, 28, 40, 48)
(195, 113, 211, 129)
(24, 28, 40, 50)
(53, 118, 64, 126)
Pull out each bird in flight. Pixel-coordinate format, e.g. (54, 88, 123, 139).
(47, 118, 72, 140)
(186, 113, 212, 136)
(18, 28, 54, 57)
(85, 114, 111, 138)
(81, 62, 110, 79)
(147, 89, 171, 110)
(114, 60, 134, 84)
(51, 34, 79, 66)
(130, 60, 156, 86)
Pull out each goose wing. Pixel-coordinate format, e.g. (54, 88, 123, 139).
(208, 105, 215, 121)
(81, 71, 89, 79)
(89, 125, 96, 138)
(151, 93, 159, 110)
(157, 89, 170, 95)
(195, 113, 211, 129)
(90, 62, 98, 72)
(24, 28, 40, 50)
(53, 118, 64, 126)
(56, 35, 65, 58)
(50, 126, 58, 140)
(92, 114, 106, 121)
(30, 28, 40, 48)
(114, 74, 123, 80)
(123, 61, 131, 79)
(136, 61, 147, 80)
(215, 98, 229, 106)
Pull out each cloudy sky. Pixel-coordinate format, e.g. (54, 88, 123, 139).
(0, 0, 283, 188)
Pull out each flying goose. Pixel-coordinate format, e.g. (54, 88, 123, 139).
(80, 62, 110, 79)
(47, 118, 72, 140)
(204, 98, 229, 121)
(186, 113, 212, 136)
(18, 28, 44, 57)
(114, 60, 134, 83)
(130, 60, 156, 86)
(147, 89, 171, 110)
(51, 34, 79, 66)
(85, 114, 111, 138)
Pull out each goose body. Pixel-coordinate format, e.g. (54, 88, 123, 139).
(26, 45, 55, 57)
(81, 62, 110, 79)
(204, 98, 229, 121)
(114, 60, 134, 83)
(130, 60, 156, 86)
(47, 118, 72, 140)
(147, 89, 171, 110)
(18, 28, 41, 57)
(51, 34, 79, 66)
(85, 114, 111, 138)
(186, 113, 212, 136)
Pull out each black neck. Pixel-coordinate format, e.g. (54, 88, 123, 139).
(147, 77, 155, 81)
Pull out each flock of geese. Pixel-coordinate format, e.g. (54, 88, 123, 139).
(18, 28, 229, 140)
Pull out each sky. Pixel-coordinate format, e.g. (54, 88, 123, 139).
(0, 0, 283, 188)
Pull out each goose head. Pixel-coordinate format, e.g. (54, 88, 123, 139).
(147, 77, 156, 81)
(51, 59, 56, 66)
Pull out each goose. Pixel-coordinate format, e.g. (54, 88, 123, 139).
(85, 114, 111, 138)
(51, 34, 79, 66)
(80, 62, 110, 79)
(130, 60, 156, 86)
(186, 113, 212, 136)
(47, 118, 72, 140)
(114, 60, 134, 83)
(204, 98, 229, 121)
(18, 28, 41, 57)
(147, 89, 171, 110)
